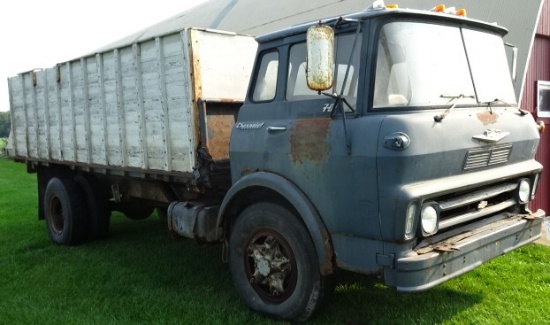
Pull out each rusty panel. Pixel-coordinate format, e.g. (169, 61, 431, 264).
(476, 111, 498, 125)
(200, 101, 240, 162)
(290, 119, 331, 164)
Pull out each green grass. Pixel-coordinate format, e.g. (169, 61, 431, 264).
(1, 157, 549, 324)
(0, 138, 6, 156)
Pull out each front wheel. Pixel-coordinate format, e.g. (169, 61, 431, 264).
(229, 202, 331, 322)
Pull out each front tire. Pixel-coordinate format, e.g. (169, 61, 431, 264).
(229, 202, 330, 322)
(44, 177, 88, 245)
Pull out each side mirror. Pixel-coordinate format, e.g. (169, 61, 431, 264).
(306, 24, 335, 91)
(505, 42, 518, 82)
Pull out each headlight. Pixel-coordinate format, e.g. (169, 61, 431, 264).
(421, 204, 438, 236)
(517, 179, 531, 204)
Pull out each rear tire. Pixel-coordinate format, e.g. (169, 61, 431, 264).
(229, 202, 331, 322)
(44, 177, 88, 245)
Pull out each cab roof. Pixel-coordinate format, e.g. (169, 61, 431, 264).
(256, 7, 508, 44)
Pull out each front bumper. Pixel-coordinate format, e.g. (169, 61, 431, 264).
(388, 209, 544, 292)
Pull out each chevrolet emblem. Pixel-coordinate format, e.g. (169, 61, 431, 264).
(472, 129, 510, 143)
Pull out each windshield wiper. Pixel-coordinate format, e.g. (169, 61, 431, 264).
(484, 98, 529, 116)
(321, 17, 361, 155)
(434, 94, 475, 122)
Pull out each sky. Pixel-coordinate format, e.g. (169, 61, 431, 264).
(0, 0, 210, 112)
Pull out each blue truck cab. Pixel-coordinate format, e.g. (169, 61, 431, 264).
(222, 4, 545, 321)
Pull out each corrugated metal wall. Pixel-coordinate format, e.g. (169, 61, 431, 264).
(521, 0, 550, 212)
(537, 0, 550, 34)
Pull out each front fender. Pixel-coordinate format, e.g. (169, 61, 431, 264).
(218, 171, 334, 274)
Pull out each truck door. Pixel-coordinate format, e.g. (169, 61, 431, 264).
(231, 32, 383, 260)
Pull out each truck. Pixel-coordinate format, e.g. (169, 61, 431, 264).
(7, 2, 546, 322)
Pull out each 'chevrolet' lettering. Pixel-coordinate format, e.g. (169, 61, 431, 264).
(236, 122, 265, 130)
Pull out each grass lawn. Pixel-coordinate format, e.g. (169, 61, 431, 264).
(0, 138, 6, 156)
(0, 157, 549, 324)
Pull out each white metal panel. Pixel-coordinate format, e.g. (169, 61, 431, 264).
(101, 50, 123, 167)
(71, 59, 89, 164)
(46, 68, 62, 161)
(190, 29, 257, 100)
(59, 63, 76, 162)
(140, 38, 165, 171)
(167, 31, 195, 173)
(86, 55, 106, 166)
(8, 75, 25, 157)
(23, 73, 38, 159)
(35, 69, 49, 160)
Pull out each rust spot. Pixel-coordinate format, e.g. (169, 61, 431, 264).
(321, 235, 335, 275)
(290, 119, 331, 164)
(477, 112, 498, 125)
(206, 114, 235, 161)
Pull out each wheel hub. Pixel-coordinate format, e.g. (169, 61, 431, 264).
(48, 197, 64, 234)
(246, 233, 295, 302)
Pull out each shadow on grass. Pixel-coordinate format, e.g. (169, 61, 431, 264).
(74, 214, 482, 324)
(319, 271, 482, 325)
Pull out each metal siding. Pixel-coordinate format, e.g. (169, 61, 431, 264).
(534, 128, 550, 213)
(537, 0, 550, 36)
(531, 0, 550, 213)
(522, 26, 550, 212)
(533, 36, 550, 213)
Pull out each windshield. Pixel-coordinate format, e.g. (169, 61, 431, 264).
(373, 22, 516, 109)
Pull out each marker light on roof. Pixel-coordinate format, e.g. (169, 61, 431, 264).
(456, 9, 467, 16)
(431, 4, 467, 16)
(444, 6, 456, 14)
(432, 4, 446, 12)
(368, 1, 398, 10)
(371, 0, 386, 9)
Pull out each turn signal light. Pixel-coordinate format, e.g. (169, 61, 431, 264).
(386, 4, 398, 9)
(538, 121, 546, 133)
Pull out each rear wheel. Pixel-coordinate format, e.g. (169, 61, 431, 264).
(44, 177, 88, 245)
(229, 202, 331, 322)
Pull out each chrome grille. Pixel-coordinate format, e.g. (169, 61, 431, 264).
(435, 182, 519, 232)
(464, 144, 512, 170)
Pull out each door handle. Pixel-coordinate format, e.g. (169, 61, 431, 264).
(267, 126, 287, 132)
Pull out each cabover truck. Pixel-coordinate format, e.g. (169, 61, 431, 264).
(7, 3, 546, 322)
